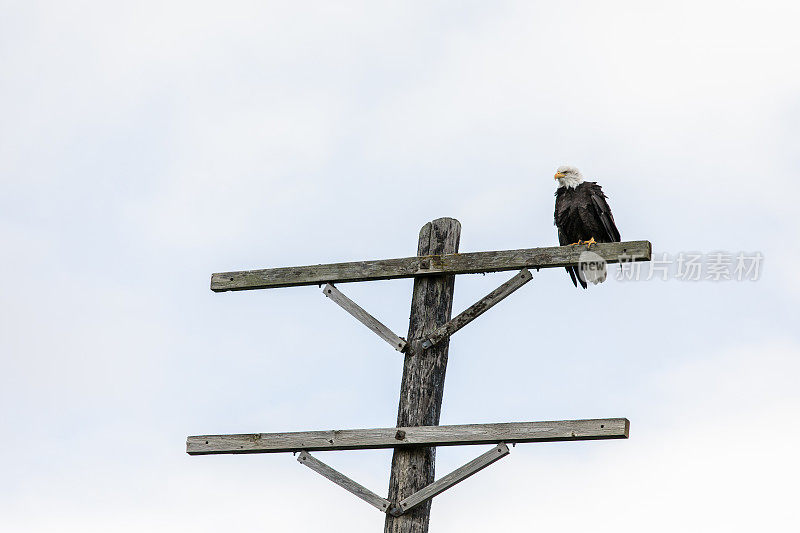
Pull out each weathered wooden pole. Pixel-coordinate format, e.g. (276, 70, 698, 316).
(385, 217, 461, 533)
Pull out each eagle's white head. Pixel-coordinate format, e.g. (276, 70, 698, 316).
(554, 165, 584, 189)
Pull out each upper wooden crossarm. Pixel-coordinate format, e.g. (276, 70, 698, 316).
(210, 240, 652, 292)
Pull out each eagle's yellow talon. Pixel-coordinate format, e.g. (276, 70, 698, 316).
(585, 237, 597, 248)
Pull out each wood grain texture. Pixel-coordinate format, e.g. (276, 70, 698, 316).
(385, 218, 461, 533)
(297, 451, 391, 513)
(391, 443, 510, 516)
(421, 269, 532, 349)
(323, 283, 407, 352)
(210, 240, 652, 291)
(186, 419, 628, 454)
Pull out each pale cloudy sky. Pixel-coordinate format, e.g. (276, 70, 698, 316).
(1, 1, 799, 531)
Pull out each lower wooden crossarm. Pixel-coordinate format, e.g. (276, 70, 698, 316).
(187, 418, 629, 455)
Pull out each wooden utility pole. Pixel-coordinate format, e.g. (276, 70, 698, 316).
(385, 218, 460, 533)
(188, 218, 652, 530)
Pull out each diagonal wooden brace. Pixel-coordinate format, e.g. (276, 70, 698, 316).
(421, 269, 533, 349)
(389, 443, 510, 516)
(322, 283, 407, 352)
(297, 451, 392, 513)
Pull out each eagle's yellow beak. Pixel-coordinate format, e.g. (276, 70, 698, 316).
(554, 172, 565, 180)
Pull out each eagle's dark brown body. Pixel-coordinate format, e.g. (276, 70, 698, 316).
(554, 181, 621, 288)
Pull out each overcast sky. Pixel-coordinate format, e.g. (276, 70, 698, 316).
(2, 1, 799, 531)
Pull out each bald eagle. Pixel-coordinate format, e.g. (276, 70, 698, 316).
(553, 165, 621, 289)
